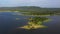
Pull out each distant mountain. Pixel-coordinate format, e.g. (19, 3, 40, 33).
(0, 6, 41, 11)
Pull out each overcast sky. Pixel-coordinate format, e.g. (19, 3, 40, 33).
(0, 0, 60, 8)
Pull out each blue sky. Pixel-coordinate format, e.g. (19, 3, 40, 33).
(0, 0, 60, 8)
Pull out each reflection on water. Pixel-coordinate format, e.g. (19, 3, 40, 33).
(16, 18, 20, 20)
(0, 12, 60, 34)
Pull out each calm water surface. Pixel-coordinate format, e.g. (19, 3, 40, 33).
(0, 12, 60, 34)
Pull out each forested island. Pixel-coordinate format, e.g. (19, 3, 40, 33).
(20, 17, 51, 29)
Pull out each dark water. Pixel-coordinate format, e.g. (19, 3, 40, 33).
(0, 12, 60, 34)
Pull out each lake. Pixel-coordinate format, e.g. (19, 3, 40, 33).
(0, 12, 60, 34)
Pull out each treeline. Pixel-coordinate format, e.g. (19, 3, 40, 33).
(0, 6, 60, 15)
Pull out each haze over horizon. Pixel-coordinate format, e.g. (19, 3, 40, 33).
(0, 0, 60, 8)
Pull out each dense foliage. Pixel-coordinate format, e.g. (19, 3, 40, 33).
(29, 17, 48, 25)
(20, 17, 49, 29)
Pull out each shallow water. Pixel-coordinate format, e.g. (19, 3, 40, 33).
(0, 12, 60, 34)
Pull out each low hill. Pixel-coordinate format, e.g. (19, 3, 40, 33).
(0, 6, 60, 15)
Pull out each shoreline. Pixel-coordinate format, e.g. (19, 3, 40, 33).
(19, 25, 47, 30)
(0, 12, 59, 16)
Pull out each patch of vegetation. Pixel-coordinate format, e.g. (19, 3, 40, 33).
(0, 6, 60, 15)
(20, 17, 50, 29)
